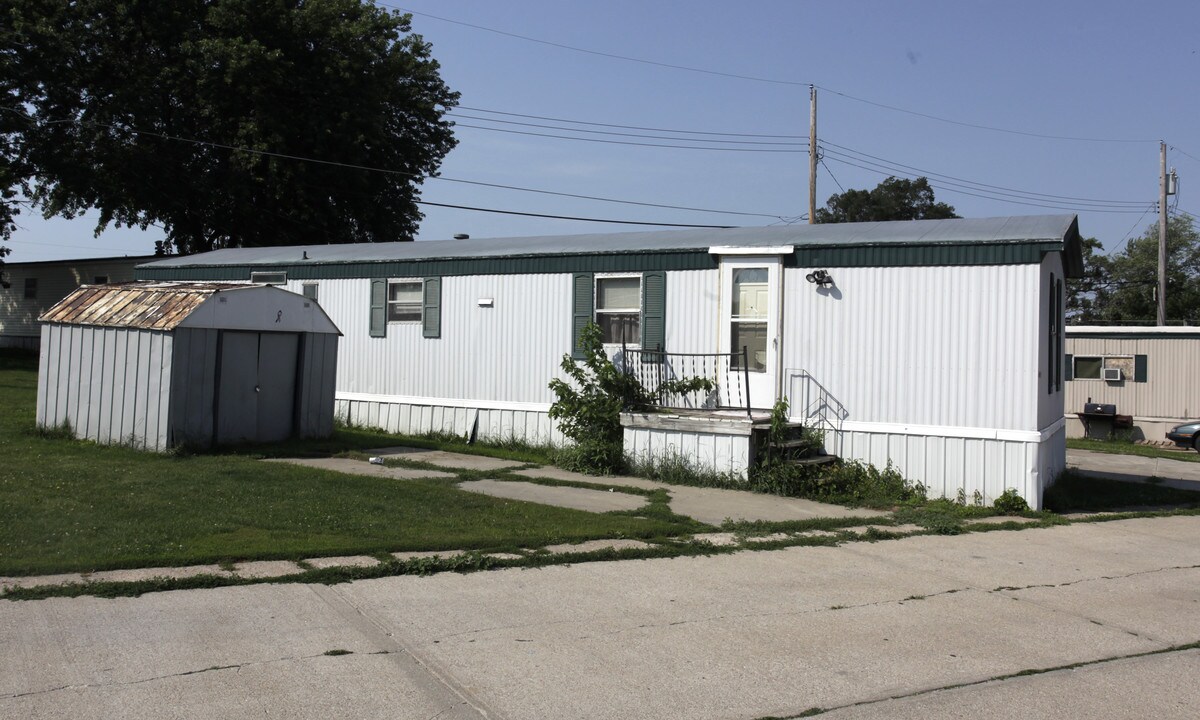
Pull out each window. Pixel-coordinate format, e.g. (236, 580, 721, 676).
(302, 283, 318, 301)
(250, 271, 287, 285)
(571, 272, 664, 358)
(387, 280, 422, 322)
(730, 267, 768, 372)
(93, 275, 108, 284)
(24, 278, 37, 299)
(595, 276, 641, 344)
(1073, 356, 1132, 380)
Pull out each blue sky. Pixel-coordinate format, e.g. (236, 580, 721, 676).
(7, 0, 1200, 262)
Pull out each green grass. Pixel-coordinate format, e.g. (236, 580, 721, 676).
(1067, 437, 1200, 463)
(0, 350, 695, 576)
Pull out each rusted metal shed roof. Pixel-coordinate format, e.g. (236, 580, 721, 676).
(39, 282, 253, 330)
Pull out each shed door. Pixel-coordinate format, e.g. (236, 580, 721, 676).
(216, 331, 298, 445)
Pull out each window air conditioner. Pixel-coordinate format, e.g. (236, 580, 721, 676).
(1101, 367, 1123, 382)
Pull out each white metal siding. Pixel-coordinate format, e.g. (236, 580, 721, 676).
(295, 274, 572, 404)
(1036, 252, 1067, 429)
(38, 324, 173, 450)
(829, 427, 1057, 510)
(781, 264, 1042, 431)
(664, 269, 719, 354)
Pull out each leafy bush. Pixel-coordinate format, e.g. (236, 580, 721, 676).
(993, 488, 1031, 514)
(548, 322, 711, 475)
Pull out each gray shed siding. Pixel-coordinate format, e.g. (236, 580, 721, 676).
(1065, 333, 1200, 420)
(37, 324, 173, 450)
(167, 327, 220, 447)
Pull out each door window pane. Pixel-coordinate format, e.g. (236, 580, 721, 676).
(732, 268, 768, 319)
(731, 322, 767, 372)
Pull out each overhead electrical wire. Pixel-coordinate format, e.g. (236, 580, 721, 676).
(385, 3, 1160, 145)
(452, 122, 808, 152)
(415, 201, 733, 228)
(1107, 204, 1158, 256)
(819, 153, 1151, 214)
(820, 140, 1149, 207)
(456, 105, 805, 139)
(447, 111, 808, 146)
(0, 107, 786, 223)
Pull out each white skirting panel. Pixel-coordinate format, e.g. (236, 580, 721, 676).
(826, 423, 1065, 510)
(335, 398, 563, 445)
(623, 426, 752, 478)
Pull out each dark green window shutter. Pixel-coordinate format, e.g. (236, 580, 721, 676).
(1134, 354, 1148, 382)
(641, 271, 666, 351)
(422, 277, 442, 339)
(571, 273, 594, 359)
(1065, 354, 1073, 381)
(1047, 273, 1055, 394)
(369, 279, 387, 338)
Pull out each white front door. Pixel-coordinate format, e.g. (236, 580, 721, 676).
(719, 257, 782, 409)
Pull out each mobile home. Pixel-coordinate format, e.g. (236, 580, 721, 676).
(137, 215, 1082, 508)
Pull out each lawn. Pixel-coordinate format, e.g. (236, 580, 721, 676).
(1067, 437, 1200, 463)
(0, 350, 698, 576)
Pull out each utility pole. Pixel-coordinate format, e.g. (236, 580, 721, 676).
(1158, 141, 1168, 325)
(808, 85, 817, 224)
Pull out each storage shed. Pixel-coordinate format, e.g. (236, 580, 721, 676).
(136, 215, 1082, 508)
(36, 282, 341, 450)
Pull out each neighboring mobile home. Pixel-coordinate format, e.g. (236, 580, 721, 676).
(0, 254, 161, 349)
(136, 215, 1082, 508)
(1065, 326, 1200, 442)
(37, 282, 341, 450)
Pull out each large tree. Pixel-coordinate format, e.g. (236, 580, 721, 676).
(1, 0, 459, 256)
(814, 176, 958, 223)
(1078, 214, 1200, 326)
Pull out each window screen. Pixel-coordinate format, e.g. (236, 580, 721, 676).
(387, 281, 422, 322)
(595, 276, 640, 344)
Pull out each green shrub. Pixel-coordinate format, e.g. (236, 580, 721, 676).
(993, 488, 1030, 514)
(548, 322, 711, 475)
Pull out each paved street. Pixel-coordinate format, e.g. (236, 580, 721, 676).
(4, 515, 1199, 719)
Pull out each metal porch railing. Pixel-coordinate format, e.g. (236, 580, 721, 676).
(618, 343, 753, 417)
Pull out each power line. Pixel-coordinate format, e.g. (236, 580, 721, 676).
(1108, 204, 1157, 256)
(819, 153, 1152, 214)
(1168, 145, 1200, 167)
(381, 3, 811, 87)
(818, 155, 845, 194)
(385, 4, 1159, 144)
(821, 140, 1149, 207)
(447, 111, 808, 146)
(1, 107, 787, 220)
(815, 86, 1155, 144)
(415, 200, 735, 228)
(453, 122, 808, 152)
(456, 105, 805, 139)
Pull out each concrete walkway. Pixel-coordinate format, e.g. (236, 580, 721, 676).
(1067, 447, 1200, 492)
(4, 516, 1199, 719)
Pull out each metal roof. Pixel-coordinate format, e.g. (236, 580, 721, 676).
(40, 282, 260, 330)
(141, 215, 1080, 269)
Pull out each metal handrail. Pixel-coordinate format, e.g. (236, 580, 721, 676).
(620, 343, 753, 417)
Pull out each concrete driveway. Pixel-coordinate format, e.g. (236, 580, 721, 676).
(4, 516, 1200, 719)
(1068, 447, 1200, 492)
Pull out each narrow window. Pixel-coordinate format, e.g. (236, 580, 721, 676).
(595, 276, 641, 344)
(250, 271, 287, 285)
(387, 280, 422, 322)
(24, 278, 37, 299)
(731, 268, 768, 372)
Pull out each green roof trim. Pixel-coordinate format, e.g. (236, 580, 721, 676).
(136, 241, 1072, 281)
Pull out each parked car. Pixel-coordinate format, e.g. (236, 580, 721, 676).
(1166, 421, 1200, 451)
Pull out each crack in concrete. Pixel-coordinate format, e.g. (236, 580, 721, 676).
(989, 562, 1200, 594)
(1, 651, 343, 700)
(767, 641, 1200, 719)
